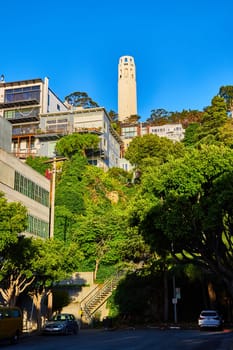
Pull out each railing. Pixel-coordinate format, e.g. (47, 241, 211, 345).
(80, 271, 125, 324)
(12, 149, 38, 159)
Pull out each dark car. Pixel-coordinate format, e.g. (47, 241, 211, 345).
(42, 313, 79, 335)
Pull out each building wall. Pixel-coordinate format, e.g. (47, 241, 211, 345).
(118, 56, 137, 122)
(0, 117, 11, 152)
(0, 148, 50, 238)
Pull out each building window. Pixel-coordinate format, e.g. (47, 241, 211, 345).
(5, 85, 40, 104)
(121, 126, 137, 139)
(124, 68, 128, 78)
(14, 171, 49, 207)
(57, 104, 60, 111)
(28, 215, 49, 238)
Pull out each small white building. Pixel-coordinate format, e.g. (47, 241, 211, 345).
(148, 123, 185, 141)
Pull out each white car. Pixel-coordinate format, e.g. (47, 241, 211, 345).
(198, 310, 223, 330)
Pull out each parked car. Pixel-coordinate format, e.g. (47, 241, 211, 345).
(0, 306, 23, 344)
(42, 313, 79, 335)
(198, 310, 223, 330)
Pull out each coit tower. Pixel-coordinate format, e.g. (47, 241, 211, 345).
(118, 55, 137, 122)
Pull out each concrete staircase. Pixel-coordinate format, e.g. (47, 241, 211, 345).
(80, 271, 125, 324)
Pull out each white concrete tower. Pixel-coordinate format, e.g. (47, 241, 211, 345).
(118, 55, 137, 122)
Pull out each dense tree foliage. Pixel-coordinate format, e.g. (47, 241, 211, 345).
(182, 96, 228, 147)
(54, 153, 148, 277)
(0, 192, 28, 250)
(124, 134, 185, 168)
(219, 85, 233, 114)
(64, 91, 99, 109)
(55, 133, 100, 159)
(148, 108, 171, 123)
(25, 156, 51, 176)
(12, 88, 233, 323)
(147, 109, 203, 128)
(129, 145, 233, 298)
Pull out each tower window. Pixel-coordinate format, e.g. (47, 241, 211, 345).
(124, 57, 128, 62)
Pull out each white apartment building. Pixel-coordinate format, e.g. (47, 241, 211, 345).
(38, 107, 122, 170)
(0, 77, 68, 158)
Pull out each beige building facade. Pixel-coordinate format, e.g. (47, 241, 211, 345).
(0, 147, 50, 238)
(118, 56, 137, 122)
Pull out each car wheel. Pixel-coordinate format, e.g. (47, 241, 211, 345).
(11, 331, 20, 344)
(64, 327, 69, 335)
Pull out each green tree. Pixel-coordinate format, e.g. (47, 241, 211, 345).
(55, 133, 100, 159)
(0, 192, 28, 251)
(182, 123, 200, 147)
(170, 109, 203, 127)
(129, 145, 233, 298)
(148, 108, 171, 123)
(219, 85, 233, 115)
(123, 114, 141, 123)
(0, 237, 36, 306)
(25, 156, 51, 176)
(108, 110, 118, 122)
(196, 96, 228, 145)
(64, 91, 99, 108)
(29, 239, 83, 330)
(55, 154, 88, 216)
(124, 134, 185, 168)
(219, 118, 233, 148)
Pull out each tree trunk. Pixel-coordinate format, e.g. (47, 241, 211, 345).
(94, 259, 100, 281)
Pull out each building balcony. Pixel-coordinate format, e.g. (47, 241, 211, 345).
(12, 148, 38, 159)
(0, 98, 40, 109)
(36, 129, 68, 140)
(12, 127, 39, 136)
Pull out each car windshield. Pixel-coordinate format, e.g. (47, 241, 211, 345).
(201, 311, 217, 317)
(52, 315, 67, 321)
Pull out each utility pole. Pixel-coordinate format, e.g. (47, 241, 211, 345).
(49, 158, 56, 239)
(44, 156, 67, 239)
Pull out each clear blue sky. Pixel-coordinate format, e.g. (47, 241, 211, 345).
(1, 0, 233, 121)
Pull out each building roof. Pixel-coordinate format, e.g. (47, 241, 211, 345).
(0, 78, 43, 88)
